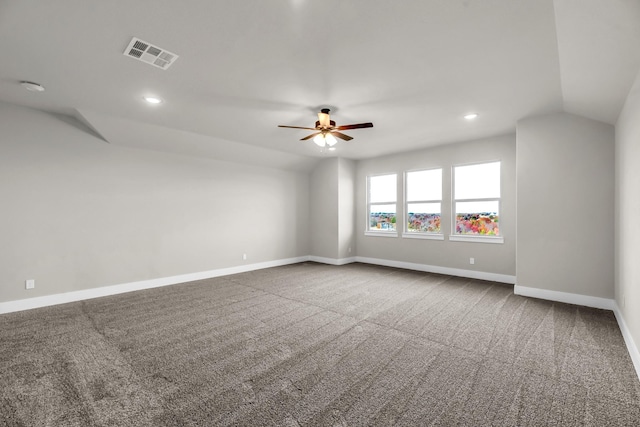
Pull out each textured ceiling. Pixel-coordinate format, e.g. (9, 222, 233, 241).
(1, 0, 638, 168)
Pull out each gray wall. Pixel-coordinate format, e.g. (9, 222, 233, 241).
(0, 103, 310, 303)
(309, 158, 339, 259)
(338, 158, 356, 260)
(355, 135, 517, 276)
(309, 157, 356, 261)
(616, 70, 640, 350)
(516, 112, 614, 298)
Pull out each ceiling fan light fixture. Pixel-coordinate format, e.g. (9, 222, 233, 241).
(313, 134, 325, 147)
(278, 109, 373, 145)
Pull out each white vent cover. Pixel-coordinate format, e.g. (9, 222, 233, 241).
(123, 37, 178, 70)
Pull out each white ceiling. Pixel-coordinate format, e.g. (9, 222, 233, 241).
(1, 0, 639, 169)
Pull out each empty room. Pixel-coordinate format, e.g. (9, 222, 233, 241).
(1, 0, 640, 425)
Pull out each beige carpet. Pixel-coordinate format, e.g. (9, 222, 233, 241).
(1, 262, 639, 426)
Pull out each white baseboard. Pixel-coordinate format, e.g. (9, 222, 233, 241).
(308, 256, 357, 266)
(513, 285, 615, 310)
(354, 256, 516, 284)
(612, 303, 640, 382)
(0, 255, 515, 314)
(2, 255, 638, 383)
(0, 256, 309, 315)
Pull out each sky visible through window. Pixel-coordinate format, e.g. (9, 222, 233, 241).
(369, 174, 397, 230)
(368, 164, 501, 235)
(454, 162, 500, 212)
(369, 174, 396, 203)
(454, 161, 500, 236)
(407, 169, 441, 201)
(406, 169, 442, 233)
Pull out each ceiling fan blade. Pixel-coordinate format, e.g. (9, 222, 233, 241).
(336, 122, 374, 131)
(300, 132, 321, 141)
(278, 125, 318, 130)
(331, 131, 353, 141)
(318, 111, 331, 128)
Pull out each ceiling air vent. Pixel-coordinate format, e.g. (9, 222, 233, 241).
(123, 37, 179, 70)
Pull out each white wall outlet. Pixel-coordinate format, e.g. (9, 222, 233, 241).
(469, 258, 475, 265)
(242, 253, 247, 260)
(348, 247, 352, 253)
(25, 279, 35, 290)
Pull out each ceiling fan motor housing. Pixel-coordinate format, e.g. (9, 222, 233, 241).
(316, 120, 336, 128)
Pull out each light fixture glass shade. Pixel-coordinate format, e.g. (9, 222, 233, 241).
(313, 134, 325, 147)
(325, 133, 337, 146)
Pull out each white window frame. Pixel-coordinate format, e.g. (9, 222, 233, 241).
(450, 161, 503, 244)
(402, 168, 444, 240)
(365, 173, 398, 237)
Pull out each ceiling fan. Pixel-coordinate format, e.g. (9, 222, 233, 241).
(278, 108, 373, 147)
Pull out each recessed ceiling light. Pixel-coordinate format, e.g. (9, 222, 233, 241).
(21, 81, 45, 92)
(328, 147, 337, 151)
(464, 113, 479, 120)
(143, 96, 162, 104)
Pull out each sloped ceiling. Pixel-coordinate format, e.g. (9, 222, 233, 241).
(554, 0, 640, 124)
(0, 0, 638, 167)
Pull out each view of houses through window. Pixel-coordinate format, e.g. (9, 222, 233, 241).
(368, 173, 397, 231)
(453, 161, 501, 236)
(367, 161, 501, 238)
(406, 169, 442, 233)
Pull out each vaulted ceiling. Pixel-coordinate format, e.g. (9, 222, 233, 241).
(1, 0, 639, 169)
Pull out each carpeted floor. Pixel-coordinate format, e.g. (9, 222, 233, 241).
(1, 262, 639, 426)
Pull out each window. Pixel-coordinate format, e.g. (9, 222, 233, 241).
(404, 169, 443, 239)
(452, 161, 501, 242)
(367, 174, 397, 234)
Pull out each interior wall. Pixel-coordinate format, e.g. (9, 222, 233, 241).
(355, 135, 516, 276)
(615, 69, 640, 351)
(516, 112, 614, 298)
(0, 103, 310, 304)
(338, 158, 356, 260)
(309, 158, 339, 259)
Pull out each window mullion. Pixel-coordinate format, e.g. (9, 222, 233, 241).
(454, 197, 499, 203)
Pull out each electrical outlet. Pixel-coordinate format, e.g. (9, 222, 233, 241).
(469, 258, 475, 265)
(242, 253, 247, 261)
(348, 247, 352, 253)
(25, 279, 35, 290)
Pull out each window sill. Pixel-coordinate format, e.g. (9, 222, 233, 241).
(449, 235, 504, 244)
(402, 233, 444, 240)
(364, 231, 398, 238)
